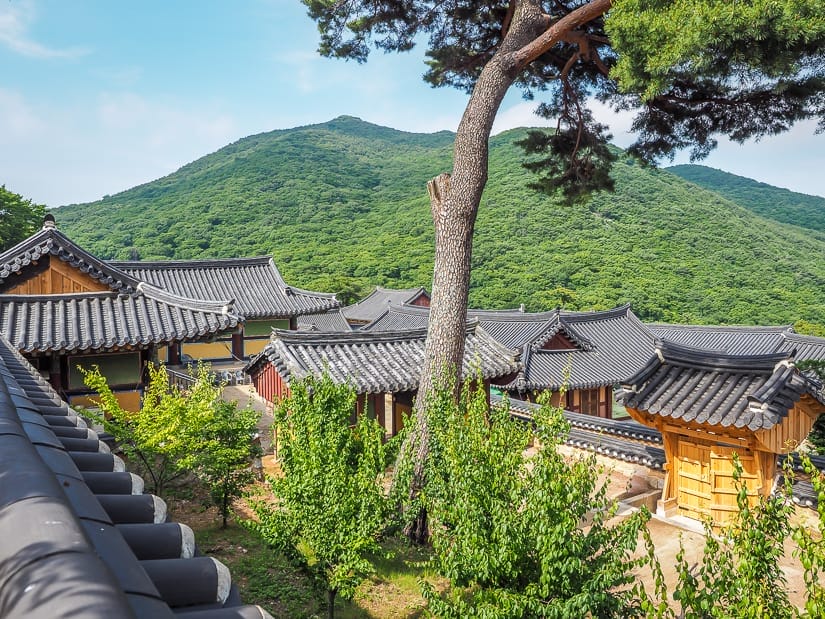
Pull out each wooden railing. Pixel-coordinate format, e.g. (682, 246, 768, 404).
(166, 367, 197, 391)
(166, 366, 251, 392)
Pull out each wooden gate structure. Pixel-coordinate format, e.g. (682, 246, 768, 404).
(618, 342, 825, 526)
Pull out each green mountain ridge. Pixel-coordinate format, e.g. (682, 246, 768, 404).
(666, 164, 825, 236)
(54, 116, 825, 331)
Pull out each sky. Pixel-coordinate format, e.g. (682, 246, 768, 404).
(1, 0, 823, 207)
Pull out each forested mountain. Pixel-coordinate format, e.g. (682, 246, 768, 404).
(667, 164, 825, 235)
(55, 116, 825, 331)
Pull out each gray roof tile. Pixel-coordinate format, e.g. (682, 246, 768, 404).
(246, 322, 521, 394)
(341, 287, 429, 324)
(0, 287, 239, 353)
(0, 331, 271, 618)
(646, 323, 825, 363)
(0, 223, 141, 293)
(113, 257, 339, 319)
(366, 304, 656, 390)
(296, 309, 352, 332)
(618, 341, 825, 431)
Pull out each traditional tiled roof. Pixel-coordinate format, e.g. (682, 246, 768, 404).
(0, 220, 142, 293)
(296, 309, 352, 333)
(646, 323, 825, 362)
(506, 306, 657, 391)
(341, 287, 429, 324)
(0, 331, 271, 618)
(617, 341, 825, 431)
(364, 303, 560, 349)
(245, 322, 521, 395)
(365, 304, 656, 391)
(0, 285, 239, 354)
(645, 323, 795, 355)
(112, 257, 339, 319)
(784, 332, 825, 361)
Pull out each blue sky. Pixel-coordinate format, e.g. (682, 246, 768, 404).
(1, 0, 823, 207)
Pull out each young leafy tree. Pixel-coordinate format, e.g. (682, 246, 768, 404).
(247, 375, 392, 619)
(82, 363, 199, 496)
(794, 456, 825, 618)
(302, 0, 825, 539)
(671, 456, 797, 619)
(0, 185, 45, 251)
(83, 363, 260, 517)
(420, 384, 657, 617)
(177, 399, 262, 528)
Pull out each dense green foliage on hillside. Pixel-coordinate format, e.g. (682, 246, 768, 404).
(667, 164, 825, 236)
(55, 116, 825, 329)
(1, 185, 45, 252)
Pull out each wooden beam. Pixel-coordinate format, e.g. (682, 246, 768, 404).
(662, 422, 754, 449)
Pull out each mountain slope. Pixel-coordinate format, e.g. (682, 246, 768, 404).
(667, 164, 825, 235)
(55, 116, 825, 330)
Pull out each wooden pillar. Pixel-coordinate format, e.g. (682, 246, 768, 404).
(49, 353, 62, 392)
(658, 429, 679, 517)
(384, 393, 394, 436)
(231, 332, 244, 360)
(168, 343, 181, 366)
(756, 450, 777, 497)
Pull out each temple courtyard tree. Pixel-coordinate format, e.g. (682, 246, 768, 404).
(421, 386, 658, 617)
(247, 375, 392, 619)
(302, 0, 824, 540)
(83, 363, 261, 526)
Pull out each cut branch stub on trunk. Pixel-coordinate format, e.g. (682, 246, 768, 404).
(427, 173, 451, 221)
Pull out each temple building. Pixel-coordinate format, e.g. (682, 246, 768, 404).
(244, 323, 520, 436)
(0, 217, 336, 408)
(618, 341, 825, 524)
(363, 303, 656, 418)
(113, 256, 339, 362)
(341, 286, 429, 327)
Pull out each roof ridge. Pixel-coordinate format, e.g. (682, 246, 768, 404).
(112, 256, 273, 268)
(655, 339, 793, 373)
(137, 282, 238, 315)
(264, 258, 338, 301)
(558, 303, 633, 322)
(647, 321, 794, 332)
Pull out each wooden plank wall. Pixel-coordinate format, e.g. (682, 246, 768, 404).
(755, 400, 820, 453)
(252, 363, 289, 404)
(5, 258, 109, 294)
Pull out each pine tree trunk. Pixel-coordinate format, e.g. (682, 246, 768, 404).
(401, 1, 552, 544)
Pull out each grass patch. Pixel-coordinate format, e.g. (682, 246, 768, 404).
(196, 523, 326, 618)
(190, 518, 440, 618)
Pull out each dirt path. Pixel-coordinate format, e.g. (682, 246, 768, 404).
(221, 384, 275, 453)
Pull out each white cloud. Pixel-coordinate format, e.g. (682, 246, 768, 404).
(0, 0, 88, 58)
(492, 101, 550, 134)
(0, 89, 239, 206)
(273, 50, 328, 94)
(0, 88, 45, 138)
